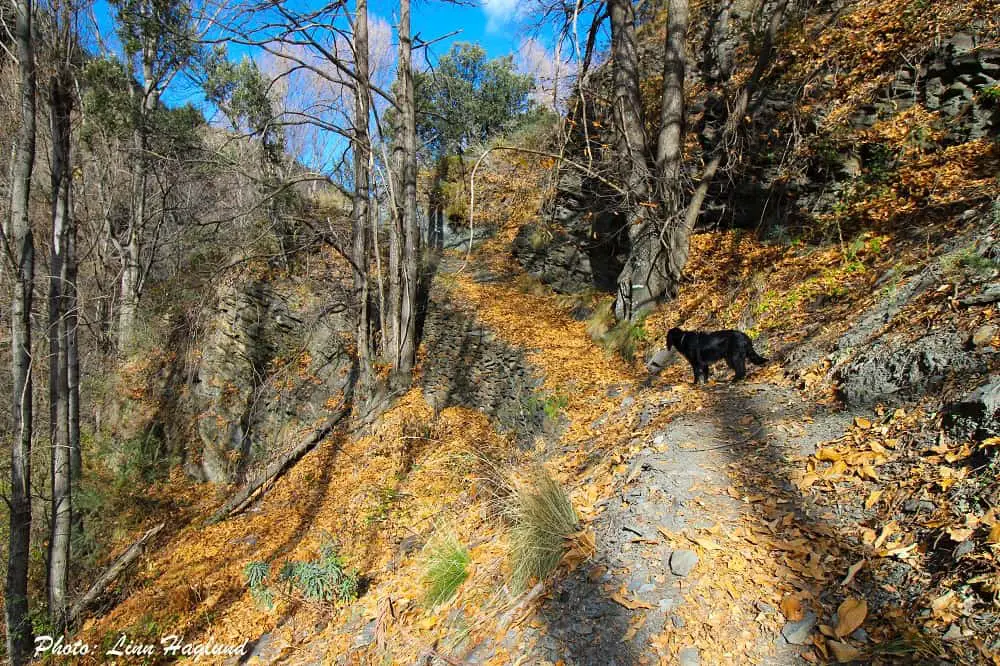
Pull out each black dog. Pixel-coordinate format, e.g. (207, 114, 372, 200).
(666, 327, 768, 384)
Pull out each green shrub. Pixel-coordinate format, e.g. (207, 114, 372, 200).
(422, 535, 470, 606)
(244, 539, 359, 609)
(505, 468, 579, 592)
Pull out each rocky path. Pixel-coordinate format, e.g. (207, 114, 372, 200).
(438, 256, 868, 665)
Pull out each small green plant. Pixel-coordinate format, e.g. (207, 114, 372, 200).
(244, 561, 275, 609)
(941, 247, 1000, 281)
(585, 299, 615, 340)
(527, 226, 551, 250)
(525, 390, 569, 422)
(244, 540, 359, 608)
(422, 534, 470, 606)
(599, 313, 648, 361)
(365, 485, 405, 524)
(505, 468, 579, 592)
(980, 84, 1000, 104)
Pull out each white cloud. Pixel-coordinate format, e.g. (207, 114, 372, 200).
(481, 0, 522, 32)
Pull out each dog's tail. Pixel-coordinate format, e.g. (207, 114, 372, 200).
(748, 347, 769, 366)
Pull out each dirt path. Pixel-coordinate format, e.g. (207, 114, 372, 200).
(440, 256, 866, 665)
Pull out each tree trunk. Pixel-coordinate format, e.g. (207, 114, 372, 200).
(398, 0, 419, 377)
(119, 46, 159, 354)
(658, 0, 691, 291)
(4, 0, 37, 661)
(352, 0, 374, 396)
(388, 0, 418, 378)
(47, 68, 74, 633)
(609, 0, 660, 321)
(119, 127, 145, 353)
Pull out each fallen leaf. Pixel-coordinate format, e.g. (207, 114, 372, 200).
(780, 594, 804, 621)
(946, 526, 974, 543)
(864, 491, 882, 510)
(841, 560, 865, 587)
(612, 592, 655, 611)
(988, 524, 1000, 546)
(834, 597, 867, 637)
(854, 417, 872, 429)
(690, 536, 722, 551)
(828, 639, 863, 663)
(873, 522, 898, 550)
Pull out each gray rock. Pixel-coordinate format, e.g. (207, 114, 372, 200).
(954, 539, 975, 560)
(781, 611, 818, 645)
(646, 348, 675, 375)
(669, 549, 699, 577)
(671, 614, 686, 628)
(903, 499, 936, 513)
(678, 647, 700, 666)
(971, 324, 998, 347)
(755, 601, 777, 615)
(851, 627, 870, 643)
(943, 624, 963, 641)
(837, 332, 987, 407)
(943, 376, 1000, 441)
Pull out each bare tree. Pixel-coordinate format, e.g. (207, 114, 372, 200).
(390, 0, 418, 378)
(2, 0, 38, 659)
(351, 0, 375, 394)
(45, 0, 78, 632)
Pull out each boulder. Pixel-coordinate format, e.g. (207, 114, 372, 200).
(942, 376, 1000, 441)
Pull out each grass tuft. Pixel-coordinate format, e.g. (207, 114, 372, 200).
(422, 534, 471, 606)
(505, 468, 579, 592)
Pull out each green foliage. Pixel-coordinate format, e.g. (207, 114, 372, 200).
(940, 247, 1000, 281)
(365, 485, 405, 524)
(244, 561, 275, 609)
(506, 469, 579, 592)
(111, 0, 196, 67)
(525, 390, 569, 422)
(80, 57, 134, 143)
(422, 535, 470, 606)
(980, 84, 1000, 104)
(597, 312, 648, 361)
(202, 46, 284, 161)
(244, 540, 359, 608)
(413, 43, 535, 156)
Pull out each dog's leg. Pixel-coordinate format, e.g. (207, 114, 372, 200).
(729, 352, 747, 381)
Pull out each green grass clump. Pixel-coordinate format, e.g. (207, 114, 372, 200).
(505, 469, 579, 592)
(586, 300, 647, 360)
(422, 535, 470, 606)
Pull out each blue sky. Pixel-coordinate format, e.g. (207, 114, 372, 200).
(86, 0, 561, 108)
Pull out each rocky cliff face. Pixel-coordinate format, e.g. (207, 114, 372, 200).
(421, 283, 552, 444)
(512, 20, 1000, 294)
(188, 277, 355, 483)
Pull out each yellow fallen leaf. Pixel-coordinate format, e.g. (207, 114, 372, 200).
(612, 592, 655, 610)
(873, 522, 898, 550)
(864, 490, 882, 510)
(690, 536, 722, 551)
(881, 542, 918, 559)
(854, 416, 872, 429)
(986, 523, 1000, 545)
(781, 594, 804, 621)
(828, 639, 863, 663)
(834, 597, 867, 637)
(816, 447, 842, 462)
